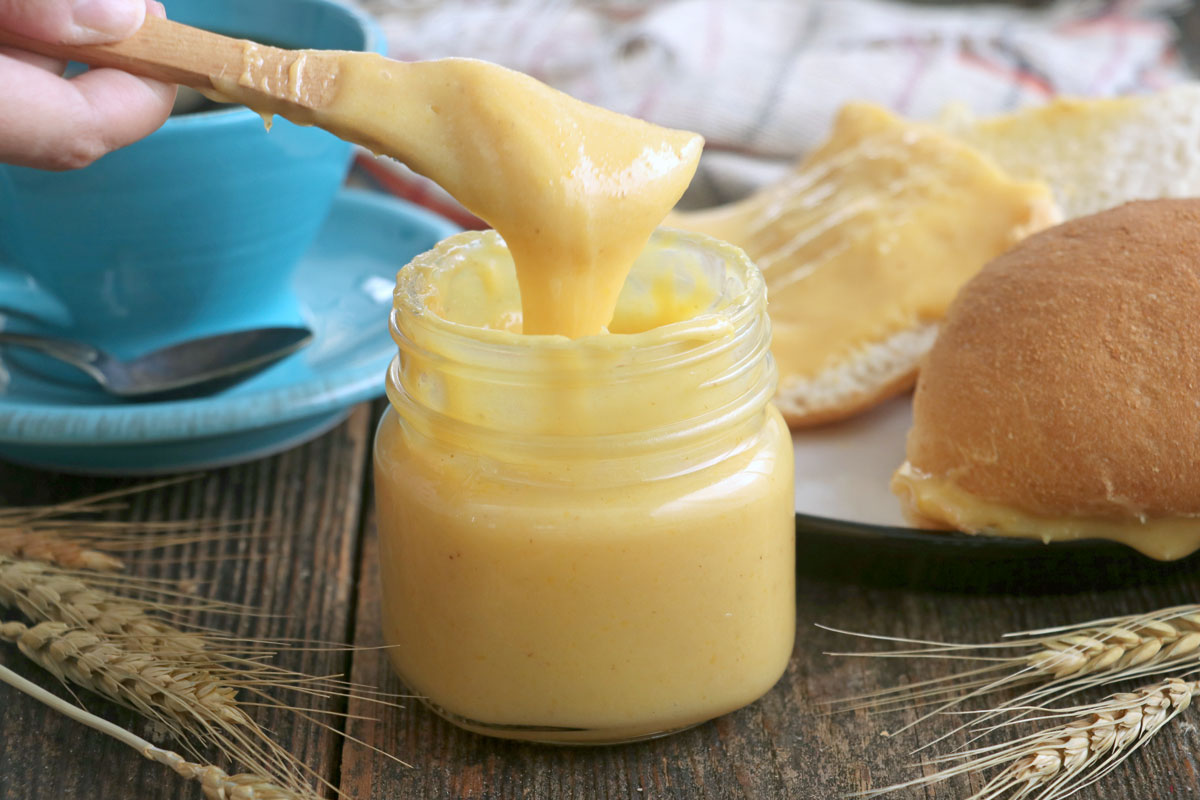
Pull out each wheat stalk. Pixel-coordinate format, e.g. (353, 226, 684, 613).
(155, 750, 315, 800)
(0, 555, 309, 791)
(0, 554, 219, 658)
(1, 619, 246, 728)
(0, 479, 407, 795)
(0, 615, 337, 794)
(824, 605, 1200, 739)
(855, 677, 1198, 800)
(0, 475, 253, 572)
(0, 661, 317, 800)
(0, 558, 406, 791)
(0, 527, 125, 570)
(0, 554, 391, 695)
(1024, 611, 1200, 681)
(0, 555, 332, 717)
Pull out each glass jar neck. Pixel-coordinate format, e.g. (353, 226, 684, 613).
(386, 229, 776, 473)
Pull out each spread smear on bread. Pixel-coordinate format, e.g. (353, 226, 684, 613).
(670, 104, 1059, 427)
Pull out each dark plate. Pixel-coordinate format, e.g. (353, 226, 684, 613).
(789, 395, 1198, 591)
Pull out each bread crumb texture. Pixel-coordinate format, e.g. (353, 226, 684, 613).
(945, 85, 1200, 220)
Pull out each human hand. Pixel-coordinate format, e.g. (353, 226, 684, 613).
(0, 0, 177, 170)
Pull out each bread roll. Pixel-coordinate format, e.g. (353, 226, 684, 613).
(893, 199, 1200, 560)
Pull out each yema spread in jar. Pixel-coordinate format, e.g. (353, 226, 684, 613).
(374, 229, 795, 744)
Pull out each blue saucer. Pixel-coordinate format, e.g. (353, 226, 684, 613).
(0, 190, 458, 474)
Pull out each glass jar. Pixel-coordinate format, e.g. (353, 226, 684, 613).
(373, 228, 795, 744)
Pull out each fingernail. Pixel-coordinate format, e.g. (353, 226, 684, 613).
(69, 0, 144, 40)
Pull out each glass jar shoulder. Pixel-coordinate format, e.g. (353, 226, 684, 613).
(373, 404, 792, 534)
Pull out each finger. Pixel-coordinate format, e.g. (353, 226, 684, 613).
(0, 53, 174, 170)
(0, 45, 67, 74)
(0, 0, 145, 45)
(0, 0, 159, 77)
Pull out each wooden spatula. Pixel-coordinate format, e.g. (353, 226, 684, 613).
(0, 15, 340, 112)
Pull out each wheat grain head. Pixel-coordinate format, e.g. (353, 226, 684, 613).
(0, 555, 214, 658)
(1, 620, 245, 729)
(0, 527, 124, 570)
(855, 677, 1198, 800)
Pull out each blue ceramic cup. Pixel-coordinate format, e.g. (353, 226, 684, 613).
(0, 0, 384, 359)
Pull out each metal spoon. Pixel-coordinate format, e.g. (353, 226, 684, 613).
(0, 326, 313, 399)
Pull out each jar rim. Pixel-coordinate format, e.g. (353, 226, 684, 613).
(391, 227, 764, 361)
(385, 226, 776, 473)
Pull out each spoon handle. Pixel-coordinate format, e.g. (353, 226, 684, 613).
(0, 332, 106, 382)
(0, 16, 337, 112)
(0, 332, 100, 365)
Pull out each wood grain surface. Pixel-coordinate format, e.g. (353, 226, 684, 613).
(3, 399, 1200, 800)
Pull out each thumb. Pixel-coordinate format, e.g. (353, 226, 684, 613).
(0, 0, 146, 45)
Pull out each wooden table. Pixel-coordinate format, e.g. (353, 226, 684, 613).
(3, 398, 1199, 800)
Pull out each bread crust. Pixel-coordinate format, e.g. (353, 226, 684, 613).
(775, 323, 937, 428)
(780, 367, 918, 429)
(906, 199, 1200, 520)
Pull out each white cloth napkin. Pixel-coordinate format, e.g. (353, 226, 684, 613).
(355, 0, 1190, 210)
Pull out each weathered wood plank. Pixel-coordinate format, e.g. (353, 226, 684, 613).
(0, 404, 374, 800)
(341, 455, 1200, 799)
(7, 396, 1200, 800)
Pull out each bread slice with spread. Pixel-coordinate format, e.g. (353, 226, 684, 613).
(670, 103, 1058, 427)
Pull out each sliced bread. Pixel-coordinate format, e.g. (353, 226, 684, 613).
(670, 103, 1059, 427)
(941, 85, 1200, 220)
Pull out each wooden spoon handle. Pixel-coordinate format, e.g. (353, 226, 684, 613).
(0, 16, 336, 110)
(0, 16, 243, 86)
